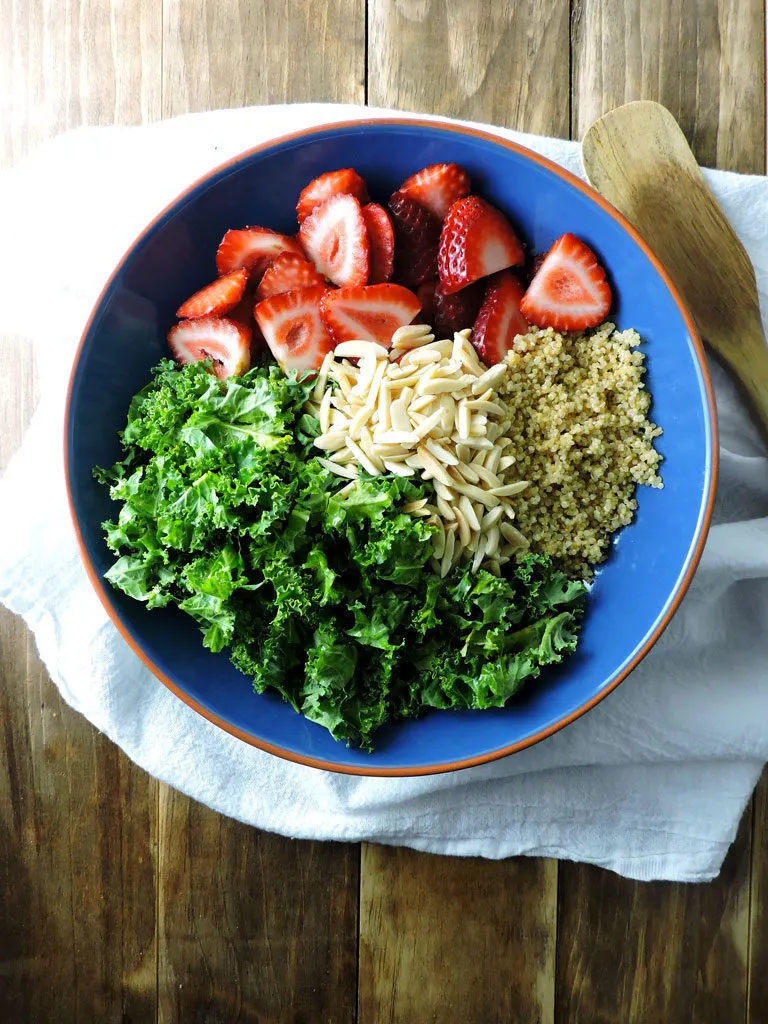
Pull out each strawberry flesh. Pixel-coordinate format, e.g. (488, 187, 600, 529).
(519, 233, 612, 331)
(299, 193, 370, 288)
(296, 168, 369, 224)
(320, 283, 421, 347)
(256, 252, 326, 300)
(167, 316, 251, 380)
(471, 271, 530, 366)
(397, 162, 471, 221)
(361, 203, 395, 284)
(176, 268, 248, 319)
(433, 280, 484, 336)
(254, 285, 335, 371)
(216, 227, 303, 281)
(438, 195, 525, 295)
(388, 191, 440, 287)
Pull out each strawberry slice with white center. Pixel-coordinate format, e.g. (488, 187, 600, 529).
(167, 317, 251, 380)
(397, 162, 471, 221)
(299, 193, 370, 288)
(319, 283, 421, 347)
(254, 285, 335, 371)
(520, 233, 612, 331)
(256, 252, 326, 300)
(361, 203, 395, 284)
(438, 195, 524, 295)
(470, 270, 530, 366)
(296, 168, 369, 224)
(215, 226, 304, 280)
(176, 268, 248, 319)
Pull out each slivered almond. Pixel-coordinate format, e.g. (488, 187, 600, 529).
(418, 445, 454, 486)
(311, 350, 334, 401)
(465, 399, 506, 416)
(500, 522, 528, 548)
(481, 505, 504, 529)
(440, 527, 457, 577)
(472, 364, 507, 394)
(436, 496, 457, 521)
(492, 481, 530, 497)
(345, 437, 380, 476)
(425, 438, 459, 466)
(484, 525, 501, 557)
(349, 404, 372, 439)
(402, 498, 429, 513)
(391, 324, 433, 349)
(421, 378, 466, 396)
(498, 455, 517, 472)
(384, 461, 414, 476)
(335, 340, 389, 360)
(314, 432, 347, 452)
(474, 464, 501, 488)
(453, 461, 479, 484)
(329, 448, 354, 464)
(459, 495, 481, 531)
(317, 457, 358, 479)
(457, 403, 472, 439)
(411, 410, 444, 442)
(390, 399, 411, 433)
(454, 505, 471, 547)
(319, 388, 333, 433)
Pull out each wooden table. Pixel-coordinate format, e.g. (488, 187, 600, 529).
(1, 2, 767, 1020)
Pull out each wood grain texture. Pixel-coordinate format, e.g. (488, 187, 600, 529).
(359, 846, 557, 1024)
(571, 0, 766, 172)
(157, 788, 358, 1024)
(556, 815, 752, 1024)
(368, 0, 571, 135)
(162, 0, 365, 117)
(0, 0, 162, 170)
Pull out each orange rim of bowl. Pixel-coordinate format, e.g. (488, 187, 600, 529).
(64, 117, 719, 777)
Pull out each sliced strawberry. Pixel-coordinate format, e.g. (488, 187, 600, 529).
(320, 283, 421, 347)
(299, 194, 370, 289)
(256, 252, 326, 300)
(361, 203, 395, 284)
(397, 162, 471, 222)
(167, 317, 251, 380)
(415, 280, 438, 325)
(254, 285, 335, 371)
(438, 196, 525, 295)
(388, 191, 440, 287)
(471, 271, 530, 366)
(176, 268, 248, 319)
(520, 233, 612, 331)
(296, 168, 369, 224)
(433, 280, 484, 336)
(215, 227, 304, 281)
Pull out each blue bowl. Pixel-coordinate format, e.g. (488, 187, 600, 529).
(65, 118, 717, 775)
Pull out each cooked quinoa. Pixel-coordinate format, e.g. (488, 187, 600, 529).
(502, 322, 663, 576)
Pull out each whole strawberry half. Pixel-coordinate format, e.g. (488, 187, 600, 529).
(361, 203, 395, 284)
(397, 162, 471, 221)
(433, 280, 484, 337)
(167, 317, 251, 380)
(296, 168, 369, 224)
(256, 252, 326, 301)
(216, 227, 303, 281)
(471, 270, 530, 366)
(320, 283, 421, 347)
(254, 285, 335, 371)
(176, 268, 248, 319)
(388, 191, 441, 287)
(299, 193, 370, 288)
(520, 233, 612, 331)
(438, 195, 524, 295)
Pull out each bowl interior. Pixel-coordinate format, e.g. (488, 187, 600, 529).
(66, 120, 715, 773)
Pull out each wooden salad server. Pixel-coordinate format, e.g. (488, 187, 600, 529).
(581, 99, 768, 438)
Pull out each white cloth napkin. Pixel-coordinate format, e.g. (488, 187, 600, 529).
(1, 103, 767, 883)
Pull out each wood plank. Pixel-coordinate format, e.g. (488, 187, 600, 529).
(563, 3, 765, 1021)
(161, 0, 365, 117)
(368, 0, 571, 136)
(157, 790, 359, 1023)
(748, 767, 768, 1023)
(361, 4, 572, 1020)
(359, 846, 557, 1024)
(0, 0, 162, 170)
(0, 0, 162, 1020)
(555, 813, 752, 1024)
(156, 6, 364, 1023)
(571, 0, 766, 172)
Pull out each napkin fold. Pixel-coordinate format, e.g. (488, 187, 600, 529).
(1, 103, 767, 883)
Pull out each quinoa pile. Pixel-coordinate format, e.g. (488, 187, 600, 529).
(502, 322, 663, 576)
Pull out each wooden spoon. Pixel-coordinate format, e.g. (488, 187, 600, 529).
(581, 99, 768, 437)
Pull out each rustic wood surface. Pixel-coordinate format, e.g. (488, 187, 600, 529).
(0, 1, 766, 1021)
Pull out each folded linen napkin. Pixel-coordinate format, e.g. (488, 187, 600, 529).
(1, 103, 767, 883)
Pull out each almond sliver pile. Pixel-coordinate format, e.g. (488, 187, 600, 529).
(304, 324, 530, 577)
